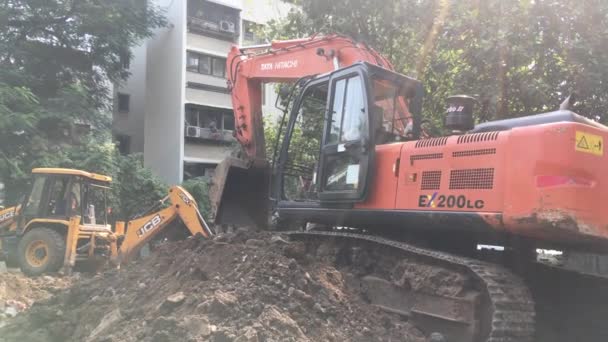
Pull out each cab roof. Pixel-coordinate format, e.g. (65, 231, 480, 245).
(31, 168, 112, 183)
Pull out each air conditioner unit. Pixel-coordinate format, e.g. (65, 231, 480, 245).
(186, 126, 200, 138)
(220, 20, 236, 33)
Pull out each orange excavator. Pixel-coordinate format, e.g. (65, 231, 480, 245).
(211, 34, 608, 342)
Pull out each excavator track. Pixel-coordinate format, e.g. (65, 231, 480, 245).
(286, 230, 535, 342)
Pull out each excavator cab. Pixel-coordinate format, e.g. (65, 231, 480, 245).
(211, 62, 423, 227)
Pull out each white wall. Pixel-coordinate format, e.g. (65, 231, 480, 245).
(184, 142, 233, 163)
(144, 0, 187, 184)
(187, 33, 233, 54)
(113, 42, 147, 153)
(186, 71, 227, 89)
(185, 88, 232, 109)
(241, 0, 293, 24)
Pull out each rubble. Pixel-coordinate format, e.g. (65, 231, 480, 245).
(0, 231, 426, 341)
(0, 270, 72, 324)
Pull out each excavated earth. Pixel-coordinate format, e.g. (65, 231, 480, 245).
(0, 230, 427, 342)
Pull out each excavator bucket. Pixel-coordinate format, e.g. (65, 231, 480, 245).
(209, 157, 271, 229)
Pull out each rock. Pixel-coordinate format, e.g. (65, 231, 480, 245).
(245, 239, 265, 247)
(258, 305, 308, 340)
(138, 282, 147, 289)
(6, 299, 27, 312)
(292, 289, 313, 304)
(287, 286, 295, 296)
(5, 306, 18, 317)
(234, 327, 259, 342)
(87, 309, 123, 342)
(166, 291, 186, 305)
(313, 303, 326, 314)
(180, 315, 213, 337)
(201, 290, 238, 318)
(270, 235, 289, 245)
(42, 276, 55, 282)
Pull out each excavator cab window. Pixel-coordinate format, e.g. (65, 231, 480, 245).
(20, 175, 47, 223)
(372, 78, 413, 144)
(318, 65, 374, 202)
(281, 80, 328, 202)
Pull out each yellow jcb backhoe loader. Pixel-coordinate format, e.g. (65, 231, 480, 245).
(0, 168, 214, 276)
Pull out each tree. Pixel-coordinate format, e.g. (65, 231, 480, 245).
(0, 0, 166, 202)
(269, 0, 608, 126)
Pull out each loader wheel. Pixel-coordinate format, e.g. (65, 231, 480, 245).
(17, 228, 65, 276)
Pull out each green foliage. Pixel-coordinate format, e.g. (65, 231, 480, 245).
(0, 0, 166, 210)
(113, 153, 168, 221)
(270, 0, 608, 124)
(181, 177, 212, 217)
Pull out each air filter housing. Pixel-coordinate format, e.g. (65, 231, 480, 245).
(445, 95, 476, 132)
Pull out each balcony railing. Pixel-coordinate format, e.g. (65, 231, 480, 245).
(185, 125, 235, 143)
(187, 16, 239, 41)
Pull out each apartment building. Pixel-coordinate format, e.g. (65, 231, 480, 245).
(113, 0, 291, 184)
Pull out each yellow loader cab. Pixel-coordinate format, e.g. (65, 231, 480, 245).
(0, 168, 113, 275)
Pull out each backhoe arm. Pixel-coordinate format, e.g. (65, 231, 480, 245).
(114, 186, 214, 263)
(228, 34, 395, 160)
(0, 205, 19, 232)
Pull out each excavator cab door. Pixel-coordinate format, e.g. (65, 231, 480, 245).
(318, 65, 374, 202)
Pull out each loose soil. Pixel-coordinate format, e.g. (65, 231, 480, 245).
(0, 230, 427, 342)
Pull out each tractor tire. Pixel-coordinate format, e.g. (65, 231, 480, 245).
(17, 228, 65, 276)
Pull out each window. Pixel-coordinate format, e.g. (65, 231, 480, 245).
(185, 105, 235, 137)
(187, 52, 199, 72)
(48, 177, 68, 216)
(117, 93, 130, 113)
(186, 51, 226, 78)
(23, 176, 46, 217)
(116, 135, 131, 155)
(328, 75, 365, 144)
(184, 163, 217, 180)
(212, 58, 225, 77)
(371, 77, 412, 143)
(282, 82, 328, 201)
(243, 20, 265, 45)
(321, 74, 367, 193)
(120, 50, 130, 69)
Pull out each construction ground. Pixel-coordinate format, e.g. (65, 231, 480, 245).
(0, 230, 427, 342)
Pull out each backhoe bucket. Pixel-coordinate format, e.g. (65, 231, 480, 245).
(209, 157, 271, 229)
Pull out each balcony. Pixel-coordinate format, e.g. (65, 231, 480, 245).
(187, 17, 239, 41)
(187, 1, 240, 41)
(185, 125, 235, 143)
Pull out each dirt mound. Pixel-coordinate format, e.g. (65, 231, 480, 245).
(0, 270, 73, 324)
(0, 231, 426, 342)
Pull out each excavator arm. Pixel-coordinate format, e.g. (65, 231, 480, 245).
(211, 34, 414, 228)
(112, 186, 214, 263)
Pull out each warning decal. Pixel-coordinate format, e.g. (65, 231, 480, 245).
(575, 131, 603, 156)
